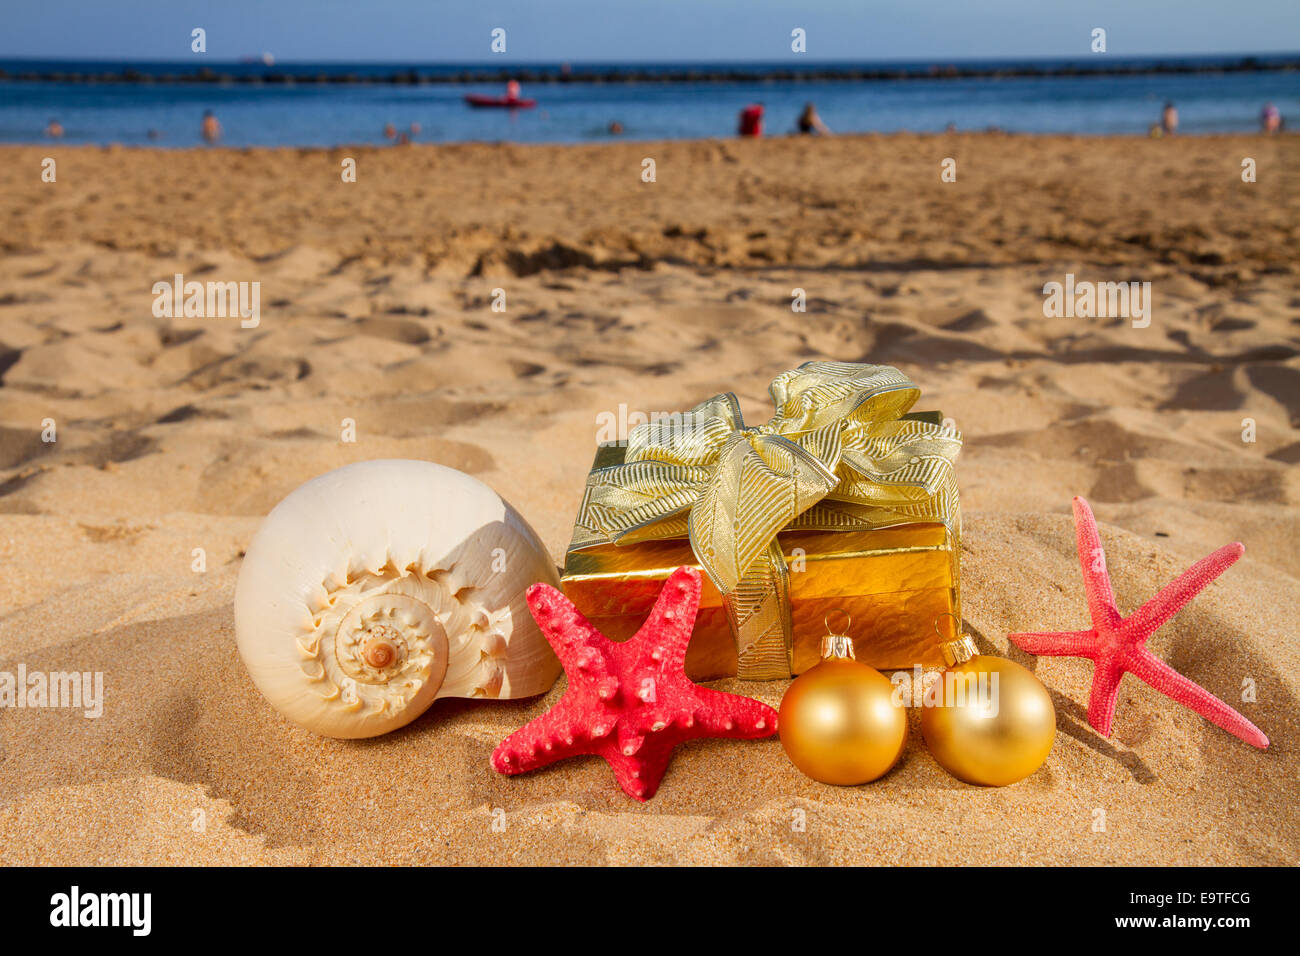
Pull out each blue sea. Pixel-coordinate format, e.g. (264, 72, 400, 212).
(1, 56, 1297, 147)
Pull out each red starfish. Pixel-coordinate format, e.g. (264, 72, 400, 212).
(491, 566, 778, 801)
(1009, 497, 1267, 748)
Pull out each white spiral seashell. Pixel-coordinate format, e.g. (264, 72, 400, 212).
(235, 459, 562, 738)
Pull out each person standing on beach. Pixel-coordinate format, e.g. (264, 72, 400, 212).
(201, 109, 222, 143)
(1161, 101, 1178, 135)
(738, 103, 764, 137)
(1261, 102, 1282, 134)
(797, 102, 831, 135)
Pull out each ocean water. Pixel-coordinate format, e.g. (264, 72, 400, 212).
(1, 57, 1297, 147)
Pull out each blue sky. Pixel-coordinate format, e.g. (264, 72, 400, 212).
(3, 0, 1298, 61)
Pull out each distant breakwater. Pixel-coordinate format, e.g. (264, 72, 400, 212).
(4, 57, 1299, 86)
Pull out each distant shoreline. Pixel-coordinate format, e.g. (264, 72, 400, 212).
(1, 131, 1292, 155)
(3, 55, 1299, 86)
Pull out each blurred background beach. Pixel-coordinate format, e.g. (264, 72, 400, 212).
(2, 54, 1299, 145)
(0, 1, 1297, 865)
(2, 0, 1299, 146)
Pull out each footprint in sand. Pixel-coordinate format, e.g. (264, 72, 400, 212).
(0, 425, 52, 469)
(354, 316, 433, 345)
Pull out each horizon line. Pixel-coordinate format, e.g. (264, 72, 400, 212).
(2, 50, 1299, 66)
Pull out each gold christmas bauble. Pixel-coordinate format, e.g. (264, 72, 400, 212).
(779, 657, 908, 785)
(920, 655, 1055, 787)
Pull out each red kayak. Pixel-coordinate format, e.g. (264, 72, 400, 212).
(464, 94, 537, 109)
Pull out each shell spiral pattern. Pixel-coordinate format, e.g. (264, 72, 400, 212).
(235, 460, 563, 738)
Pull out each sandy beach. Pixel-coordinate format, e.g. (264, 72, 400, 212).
(0, 132, 1297, 865)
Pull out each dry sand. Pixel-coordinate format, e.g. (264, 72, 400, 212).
(0, 133, 1297, 865)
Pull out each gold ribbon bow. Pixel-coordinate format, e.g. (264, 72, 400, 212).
(571, 361, 962, 679)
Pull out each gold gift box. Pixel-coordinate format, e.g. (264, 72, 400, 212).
(562, 447, 961, 681)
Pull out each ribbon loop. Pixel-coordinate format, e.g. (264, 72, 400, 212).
(689, 431, 837, 592)
(625, 392, 741, 468)
(571, 362, 962, 678)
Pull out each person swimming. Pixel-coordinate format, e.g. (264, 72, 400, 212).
(1161, 101, 1178, 135)
(797, 102, 831, 135)
(45, 118, 64, 138)
(201, 109, 222, 143)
